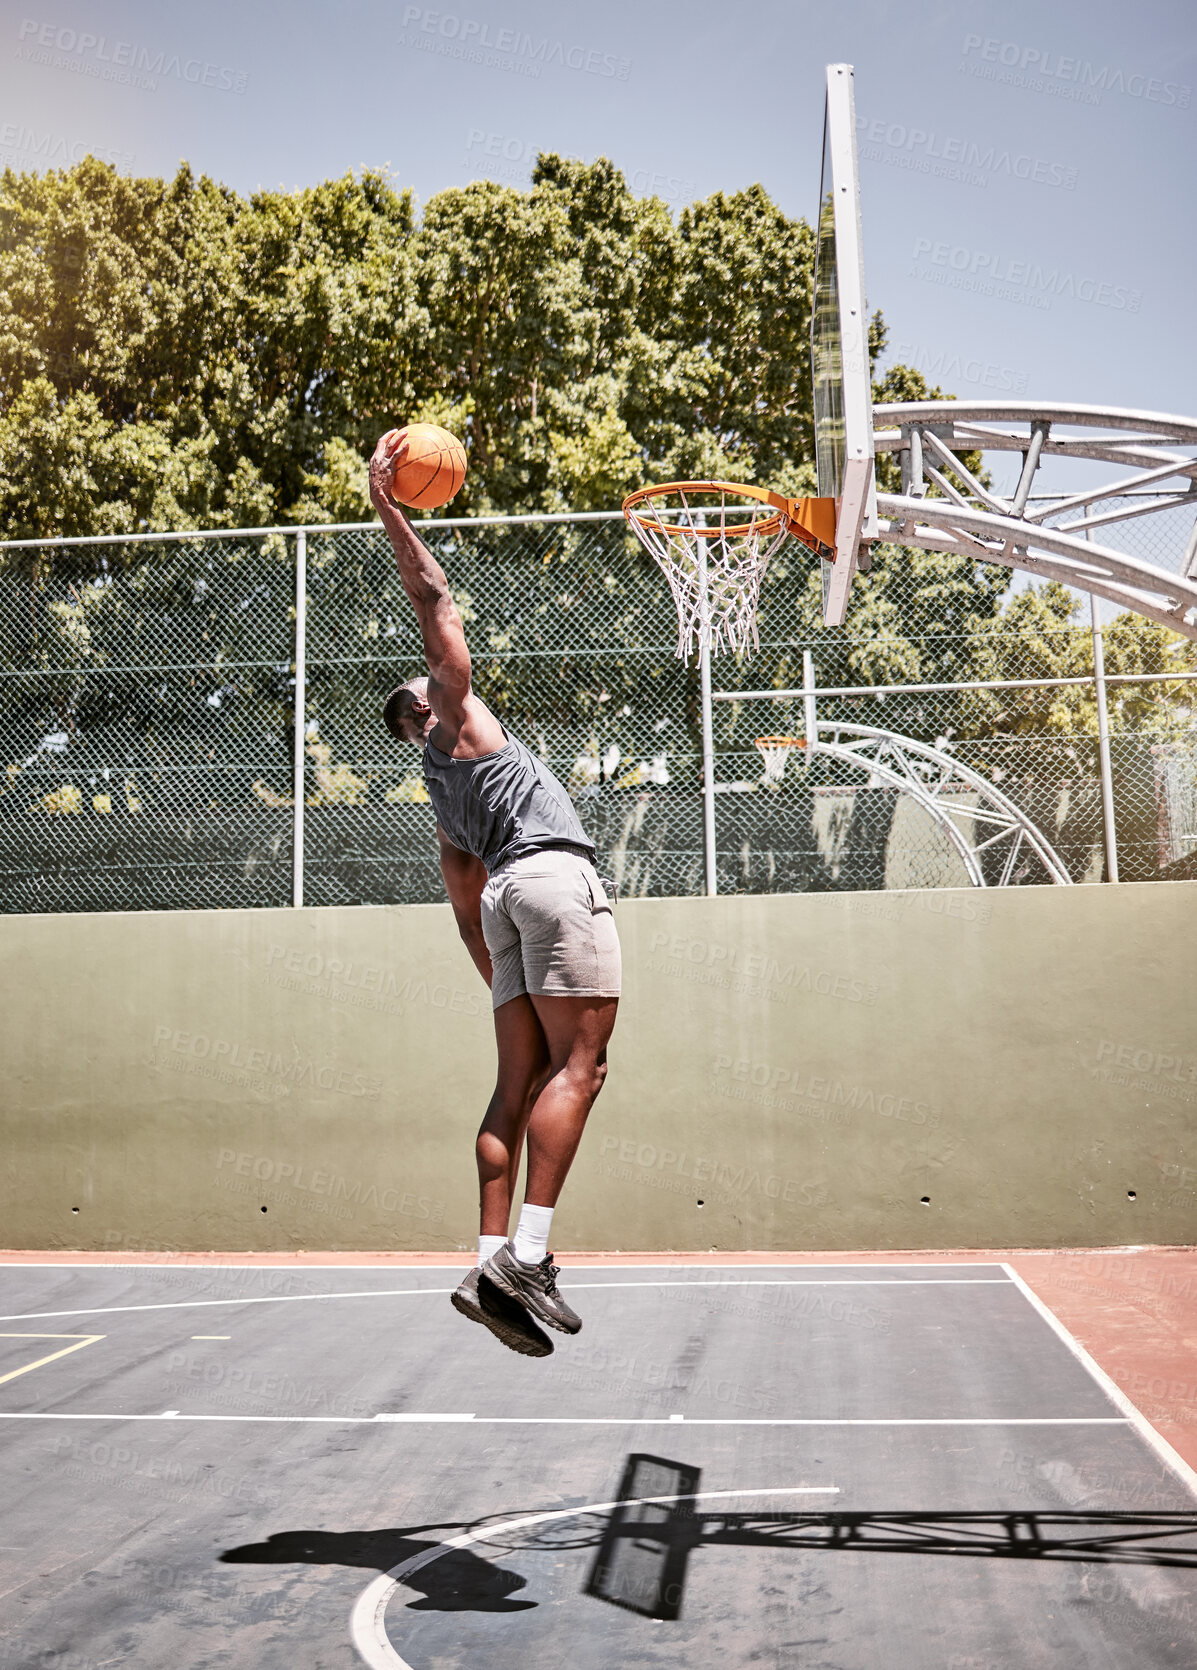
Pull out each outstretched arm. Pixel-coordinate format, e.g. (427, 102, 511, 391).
(369, 432, 472, 738)
(437, 825, 492, 987)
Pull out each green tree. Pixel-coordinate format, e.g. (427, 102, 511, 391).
(2, 152, 1193, 912)
(0, 155, 838, 534)
(0, 158, 421, 535)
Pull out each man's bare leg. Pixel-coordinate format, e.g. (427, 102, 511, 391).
(478, 993, 617, 1334)
(452, 995, 555, 1357)
(522, 994, 619, 1207)
(476, 995, 551, 1238)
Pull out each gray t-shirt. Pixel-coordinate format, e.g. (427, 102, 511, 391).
(422, 726, 596, 875)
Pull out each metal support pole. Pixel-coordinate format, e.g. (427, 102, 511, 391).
(1010, 420, 1049, 518)
(696, 526, 717, 896)
(803, 649, 818, 758)
(1184, 510, 1197, 581)
(1090, 589, 1119, 883)
(292, 528, 307, 908)
(908, 427, 925, 497)
(700, 639, 717, 896)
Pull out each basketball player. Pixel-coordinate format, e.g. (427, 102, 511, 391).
(371, 431, 620, 1358)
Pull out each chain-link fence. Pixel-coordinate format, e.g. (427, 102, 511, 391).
(2, 503, 1195, 914)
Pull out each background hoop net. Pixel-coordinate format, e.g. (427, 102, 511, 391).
(623, 485, 793, 662)
(754, 735, 807, 782)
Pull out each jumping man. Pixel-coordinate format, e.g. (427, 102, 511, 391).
(371, 431, 621, 1358)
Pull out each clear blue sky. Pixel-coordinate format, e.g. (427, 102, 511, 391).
(4, 0, 1194, 443)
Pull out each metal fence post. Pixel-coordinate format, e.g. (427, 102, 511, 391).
(700, 638, 718, 896)
(293, 528, 307, 907)
(803, 649, 818, 756)
(696, 522, 717, 896)
(1090, 590, 1119, 883)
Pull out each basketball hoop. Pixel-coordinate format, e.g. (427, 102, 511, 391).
(754, 735, 807, 783)
(622, 482, 835, 662)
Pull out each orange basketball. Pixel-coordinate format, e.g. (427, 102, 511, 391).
(387, 423, 467, 510)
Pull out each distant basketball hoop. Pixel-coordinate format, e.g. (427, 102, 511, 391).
(753, 735, 808, 783)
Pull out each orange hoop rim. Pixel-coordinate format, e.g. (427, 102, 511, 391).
(753, 735, 808, 750)
(622, 480, 790, 540)
(622, 481, 836, 559)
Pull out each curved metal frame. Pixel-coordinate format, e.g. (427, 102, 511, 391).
(871, 401, 1197, 638)
(798, 722, 1073, 886)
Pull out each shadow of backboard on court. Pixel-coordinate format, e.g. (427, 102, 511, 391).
(583, 1453, 702, 1620)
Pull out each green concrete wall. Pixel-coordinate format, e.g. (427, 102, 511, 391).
(3, 882, 1195, 1252)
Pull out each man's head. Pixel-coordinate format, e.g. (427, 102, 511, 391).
(382, 676, 435, 745)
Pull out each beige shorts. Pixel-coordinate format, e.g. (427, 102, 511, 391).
(481, 850, 622, 1012)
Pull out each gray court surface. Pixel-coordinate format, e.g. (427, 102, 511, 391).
(1, 1262, 1194, 1669)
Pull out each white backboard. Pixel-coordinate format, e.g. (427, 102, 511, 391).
(812, 63, 877, 626)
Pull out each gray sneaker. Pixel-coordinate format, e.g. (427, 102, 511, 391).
(450, 1265, 553, 1358)
(480, 1242, 582, 1335)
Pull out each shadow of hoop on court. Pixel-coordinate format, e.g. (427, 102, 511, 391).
(218, 1451, 1197, 1627)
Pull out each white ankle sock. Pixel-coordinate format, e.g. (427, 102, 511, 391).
(478, 1234, 506, 1265)
(512, 1203, 554, 1265)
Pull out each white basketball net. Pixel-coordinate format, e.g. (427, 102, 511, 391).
(624, 488, 792, 662)
(754, 736, 806, 782)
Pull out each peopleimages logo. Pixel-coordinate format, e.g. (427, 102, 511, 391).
(646, 929, 879, 1006)
(0, 123, 134, 170)
(857, 115, 1077, 190)
(889, 341, 1027, 396)
(911, 239, 1142, 312)
(152, 1024, 383, 1099)
(960, 34, 1190, 109)
(713, 1054, 940, 1125)
(463, 128, 694, 204)
(399, 8, 631, 80)
(263, 941, 482, 1018)
(15, 19, 249, 93)
(1095, 1040, 1197, 1083)
(215, 1148, 445, 1221)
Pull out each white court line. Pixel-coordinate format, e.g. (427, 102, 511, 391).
(0, 1290, 444, 1322)
(562, 1279, 1014, 1288)
(0, 1260, 1009, 1269)
(0, 1277, 1012, 1323)
(1001, 1262, 1197, 1501)
(349, 1485, 840, 1670)
(374, 1414, 476, 1423)
(420, 1417, 1129, 1428)
(0, 1410, 1129, 1427)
